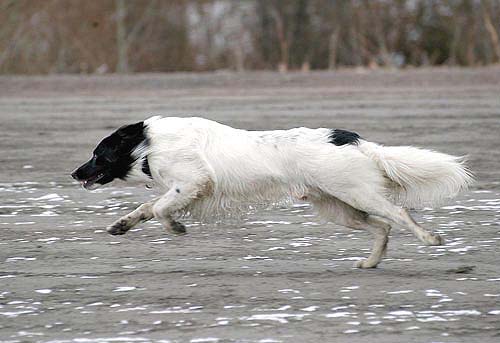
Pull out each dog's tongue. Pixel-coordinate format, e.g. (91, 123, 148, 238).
(82, 179, 99, 190)
(80, 173, 104, 190)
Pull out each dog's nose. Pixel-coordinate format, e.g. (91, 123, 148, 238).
(71, 170, 78, 180)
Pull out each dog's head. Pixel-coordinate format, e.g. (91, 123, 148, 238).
(71, 121, 148, 190)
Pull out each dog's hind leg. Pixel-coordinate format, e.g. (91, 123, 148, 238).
(107, 198, 157, 235)
(339, 191, 443, 246)
(313, 196, 391, 268)
(152, 183, 201, 235)
(360, 216, 393, 267)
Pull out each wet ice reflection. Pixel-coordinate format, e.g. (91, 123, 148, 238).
(1, 181, 499, 341)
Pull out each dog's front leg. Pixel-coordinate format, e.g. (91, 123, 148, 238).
(152, 184, 200, 235)
(107, 198, 157, 235)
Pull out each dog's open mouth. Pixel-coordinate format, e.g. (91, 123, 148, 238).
(80, 173, 105, 190)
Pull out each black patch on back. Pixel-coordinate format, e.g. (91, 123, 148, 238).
(328, 129, 361, 146)
(142, 157, 152, 179)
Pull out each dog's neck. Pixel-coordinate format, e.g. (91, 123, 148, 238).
(125, 142, 153, 182)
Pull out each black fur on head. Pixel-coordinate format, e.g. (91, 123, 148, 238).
(329, 129, 361, 146)
(71, 121, 148, 189)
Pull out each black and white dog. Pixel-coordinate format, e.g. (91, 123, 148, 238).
(72, 116, 472, 268)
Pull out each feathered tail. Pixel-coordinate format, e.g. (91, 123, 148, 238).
(358, 141, 473, 208)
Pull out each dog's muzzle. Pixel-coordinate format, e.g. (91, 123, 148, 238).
(71, 169, 104, 190)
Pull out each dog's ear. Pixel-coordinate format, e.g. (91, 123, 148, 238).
(116, 122, 144, 139)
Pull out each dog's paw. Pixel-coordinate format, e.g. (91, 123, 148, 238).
(427, 233, 444, 246)
(354, 259, 379, 269)
(107, 220, 130, 235)
(167, 221, 187, 235)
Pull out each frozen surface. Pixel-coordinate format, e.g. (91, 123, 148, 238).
(0, 68, 499, 342)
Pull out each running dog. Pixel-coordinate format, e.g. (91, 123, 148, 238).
(71, 116, 472, 268)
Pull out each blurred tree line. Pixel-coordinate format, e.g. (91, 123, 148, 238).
(1, 0, 500, 74)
